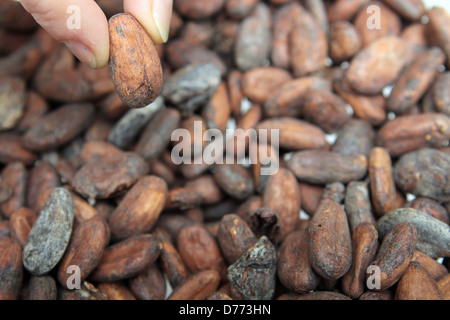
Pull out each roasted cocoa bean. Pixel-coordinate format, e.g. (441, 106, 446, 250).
(108, 176, 168, 240)
(277, 230, 320, 294)
(57, 216, 110, 288)
(0, 237, 23, 300)
(287, 150, 367, 185)
(108, 13, 163, 108)
(23, 187, 75, 276)
(395, 261, 444, 300)
(89, 234, 161, 282)
(369, 222, 417, 290)
(376, 208, 450, 259)
(308, 199, 352, 281)
(228, 236, 277, 300)
(394, 148, 450, 202)
(341, 223, 379, 299)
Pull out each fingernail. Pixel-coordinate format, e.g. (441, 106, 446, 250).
(64, 41, 97, 68)
(152, 0, 172, 43)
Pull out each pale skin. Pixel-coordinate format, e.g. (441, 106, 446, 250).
(18, 0, 173, 69)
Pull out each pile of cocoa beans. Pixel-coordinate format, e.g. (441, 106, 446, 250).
(0, 0, 449, 301)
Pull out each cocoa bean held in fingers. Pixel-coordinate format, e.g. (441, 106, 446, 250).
(108, 13, 163, 108)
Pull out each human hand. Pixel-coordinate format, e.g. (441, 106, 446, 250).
(18, 0, 173, 69)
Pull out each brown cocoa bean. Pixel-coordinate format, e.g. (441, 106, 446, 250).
(1, 162, 27, 218)
(394, 148, 450, 202)
(57, 216, 110, 288)
(27, 275, 57, 300)
(368, 147, 396, 217)
(369, 222, 417, 290)
(262, 168, 301, 239)
(406, 197, 449, 225)
(9, 207, 37, 246)
(395, 261, 444, 300)
(108, 13, 163, 108)
(89, 234, 161, 282)
(425, 7, 450, 68)
(264, 77, 331, 117)
(387, 47, 446, 114)
(287, 150, 367, 184)
(354, 1, 401, 47)
(128, 263, 166, 300)
(308, 199, 353, 280)
(168, 269, 221, 300)
(158, 237, 190, 289)
(217, 213, 257, 265)
(177, 222, 227, 280)
(0, 76, 27, 131)
(0, 237, 23, 300)
(345, 36, 409, 95)
(242, 67, 293, 105)
(411, 250, 448, 281)
(277, 230, 320, 294)
(376, 208, 450, 259)
(302, 89, 351, 134)
(341, 223, 379, 299)
(72, 151, 148, 199)
(255, 117, 328, 151)
(97, 282, 137, 300)
(23, 103, 95, 152)
(213, 163, 254, 200)
(290, 7, 328, 77)
(344, 181, 376, 233)
(377, 113, 450, 157)
(108, 176, 168, 240)
(329, 20, 362, 63)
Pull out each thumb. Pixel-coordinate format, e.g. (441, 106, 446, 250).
(124, 0, 173, 45)
(19, 0, 109, 69)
